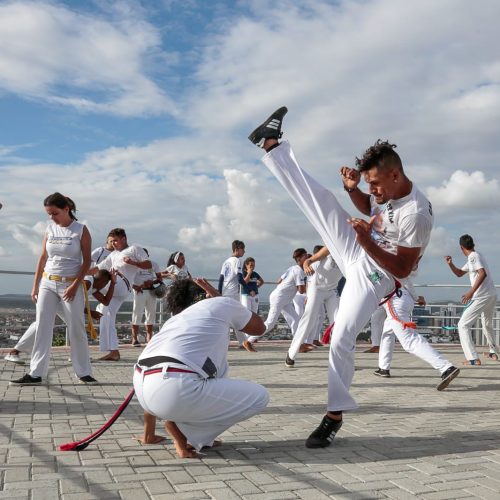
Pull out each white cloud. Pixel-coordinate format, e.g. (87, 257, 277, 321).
(426, 226, 456, 258)
(0, 245, 10, 257)
(0, 1, 175, 116)
(7, 221, 47, 256)
(427, 170, 499, 213)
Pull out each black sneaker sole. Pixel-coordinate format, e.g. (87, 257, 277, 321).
(285, 354, 295, 368)
(248, 106, 288, 145)
(437, 367, 460, 391)
(9, 380, 42, 386)
(373, 371, 390, 378)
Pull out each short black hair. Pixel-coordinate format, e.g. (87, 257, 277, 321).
(313, 244, 324, 254)
(292, 248, 307, 261)
(232, 240, 245, 252)
(459, 234, 475, 250)
(356, 140, 402, 173)
(108, 228, 126, 238)
(165, 280, 205, 315)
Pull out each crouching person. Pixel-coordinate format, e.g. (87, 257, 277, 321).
(133, 278, 269, 458)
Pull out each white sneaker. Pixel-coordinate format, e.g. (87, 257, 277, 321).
(4, 353, 24, 365)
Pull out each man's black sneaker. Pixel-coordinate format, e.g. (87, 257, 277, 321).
(10, 374, 42, 385)
(305, 414, 343, 448)
(437, 366, 460, 391)
(248, 106, 288, 148)
(79, 375, 99, 385)
(285, 353, 295, 368)
(374, 368, 391, 378)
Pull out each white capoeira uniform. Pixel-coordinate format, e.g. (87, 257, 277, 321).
(249, 264, 306, 343)
(289, 255, 343, 360)
(458, 251, 499, 360)
(370, 307, 386, 348)
(91, 245, 112, 266)
(30, 221, 93, 379)
(133, 297, 269, 451)
(97, 245, 148, 352)
(378, 281, 450, 371)
(132, 261, 160, 327)
(262, 141, 452, 411)
(14, 276, 105, 357)
(165, 263, 191, 280)
(220, 256, 247, 345)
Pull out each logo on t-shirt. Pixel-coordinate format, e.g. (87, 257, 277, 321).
(367, 270, 383, 284)
(48, 236, 72, 245)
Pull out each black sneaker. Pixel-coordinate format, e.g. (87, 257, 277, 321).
(305, 414, 343, 448)
(248, 106, 288, 148)
(10, 374, 42, 385)
(437, 366, 460, 391)
(79, 375, 99, 385)
(373, 368, 391, 378)
(285, 353, 295, 368)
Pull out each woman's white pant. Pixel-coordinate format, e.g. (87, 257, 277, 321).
(458, 294, 499, 360)
(132, 290, 157, 325)
(241, 294, 259, 314)
(30, 278, 92, 378)
(133, 367, 269, 451)
(379, 289, 452, 373)
(288, 286, 339, 360)
(15, 305, 65, 355)
(264, 142, 397, 411)
(370, 307, 386, 347)
(98, 277, 130, 352)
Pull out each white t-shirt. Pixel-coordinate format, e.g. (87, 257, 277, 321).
(370, 185, 433, 280)
(44, 220, 84, 277)
(98, 245, 149, 289)
(91, 246, 112, 265)
(220, 256, 242, 297)
(272, 264, 306, 302)
(165, 264, 191, 280)
(134, 261, 160, 287)
(311, 255, 343, 291)
(138, 297, 252, 378)
(461, 251, 496, 299)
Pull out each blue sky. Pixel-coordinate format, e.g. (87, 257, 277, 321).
(1, 0, 499, 301)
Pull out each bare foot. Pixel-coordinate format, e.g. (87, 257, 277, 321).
(134, 435, 166, 444)
(165, 421, 199, 459)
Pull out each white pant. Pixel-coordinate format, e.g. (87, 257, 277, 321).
(98, 277, 130, 352)
(133, 366, 269, 451)
(378, 289, 452, 373)
(241, 294, 259, 314)
(15, 305, 65, 355)
(30, 278, 92, 378)
(224, 293, 248, 345)
(289, 285, 339, 360)
(458, 294, 499, 360)
(264, 142, 398, 411)
(370, 307, 386, 347)
(132, 290, 157, 325)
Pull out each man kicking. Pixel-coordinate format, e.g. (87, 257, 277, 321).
(248, 107, 459, 448)
(133, 278, 269, 458)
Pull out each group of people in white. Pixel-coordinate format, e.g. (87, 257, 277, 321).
(3, 106, 498, 455)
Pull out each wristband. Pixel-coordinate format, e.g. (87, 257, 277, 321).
(344, 185, 357, 193)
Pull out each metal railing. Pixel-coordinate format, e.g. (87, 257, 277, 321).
(1, 270, 499, 346)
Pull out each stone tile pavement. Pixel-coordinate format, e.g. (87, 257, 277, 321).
(1, 343, 500, 499)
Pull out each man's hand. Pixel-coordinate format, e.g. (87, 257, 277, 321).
(461, 290, 473, 304)
(122, 256, 135, 265)
(193, 278, 220, 297)
(444, 255, 453, 265)
(90, 310, 103, 320)
(303, 257, 315, 276)
(348, 216, 375, 246)
(340, 166, 360, 190)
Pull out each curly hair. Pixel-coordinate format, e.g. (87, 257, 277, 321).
(165, 279, 205, 315)
(355, 140, 402, 172)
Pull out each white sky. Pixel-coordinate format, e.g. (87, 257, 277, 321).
(1, 0, 499, 302)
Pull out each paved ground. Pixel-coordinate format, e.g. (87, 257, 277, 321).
(1, 343, 500, 500)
